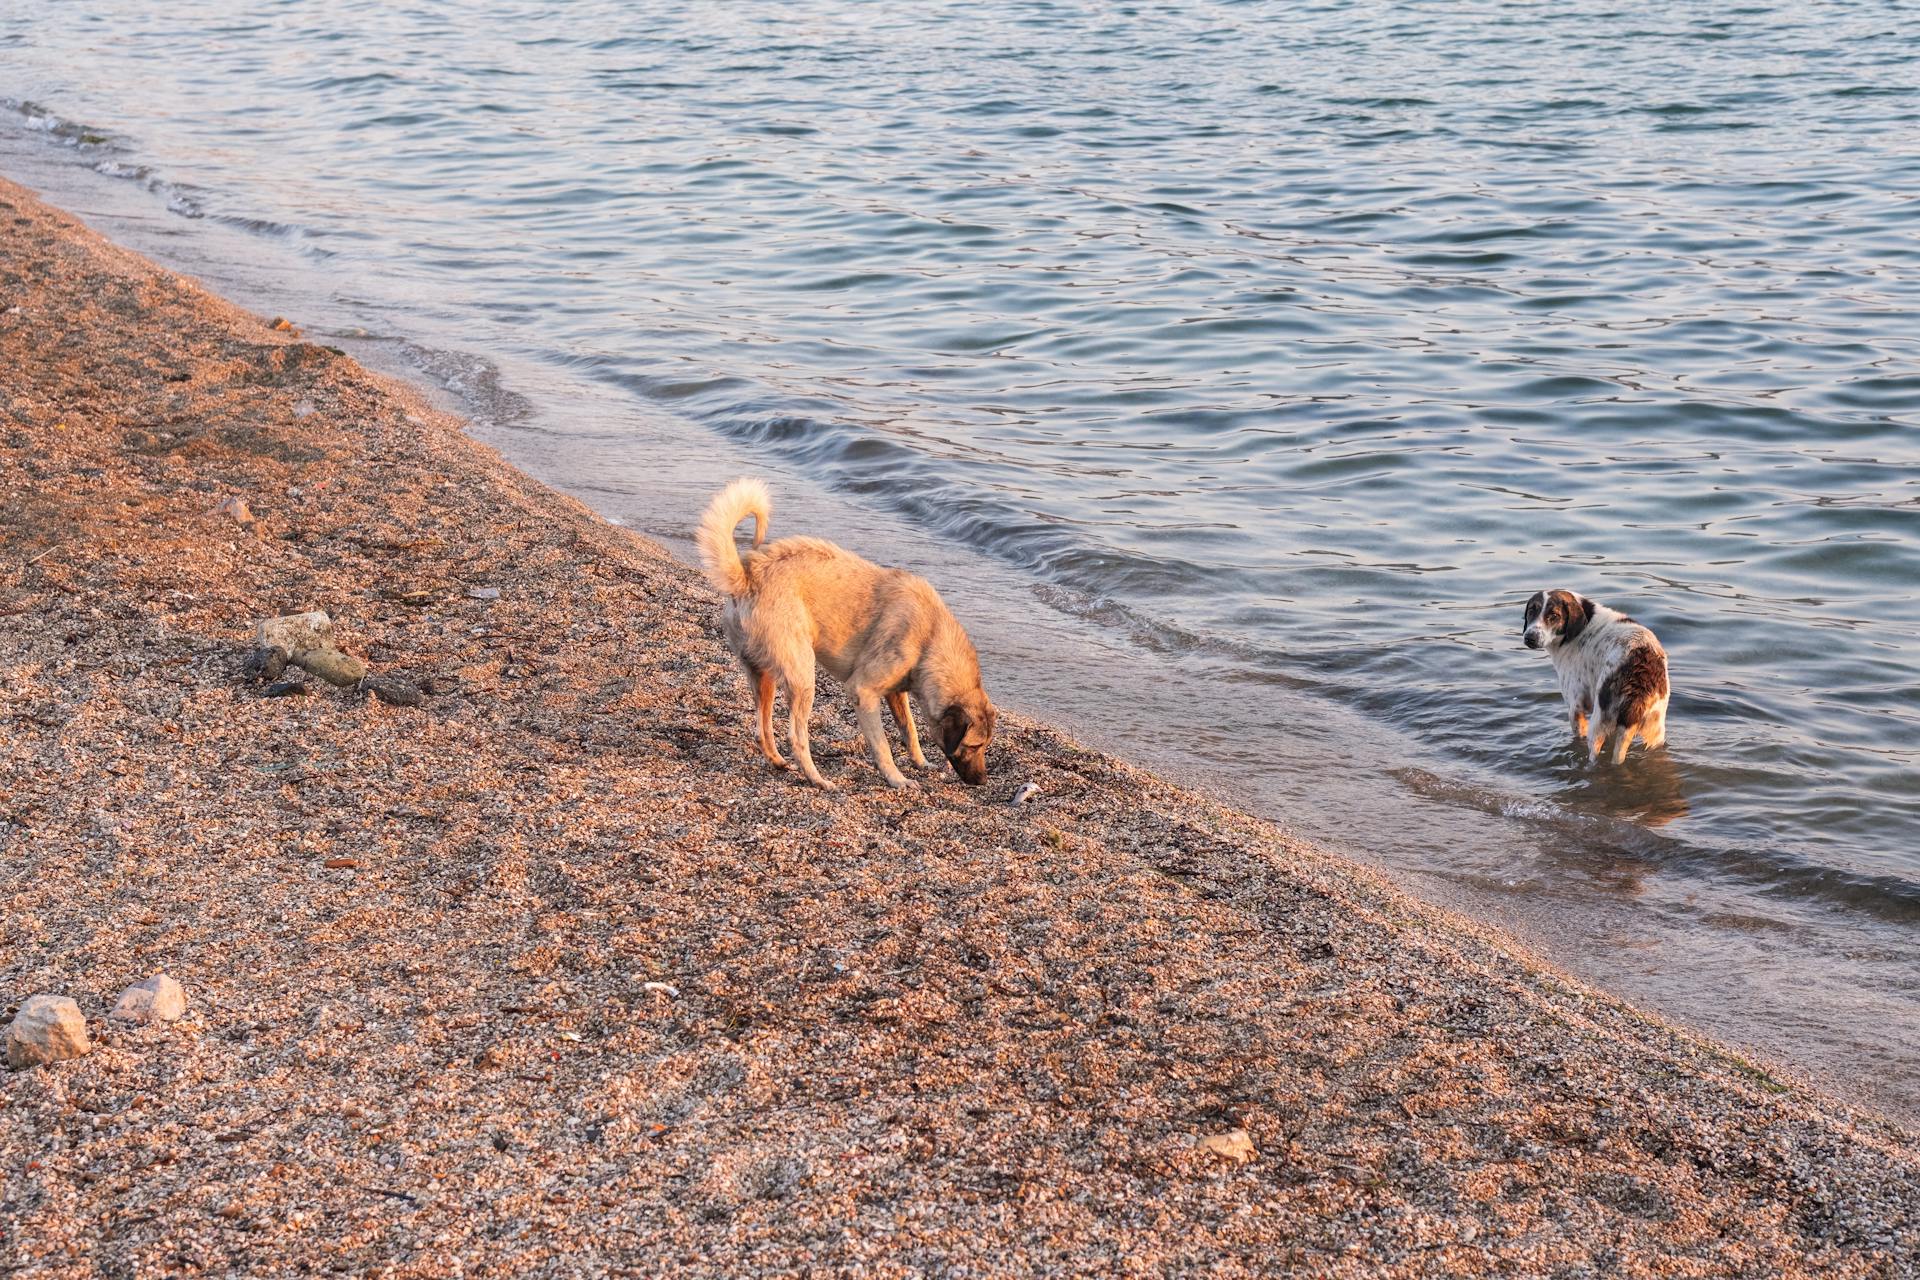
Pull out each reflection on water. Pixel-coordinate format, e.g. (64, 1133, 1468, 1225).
(1555, 745, 1692, 830)
(3, 0, 1917, 1117)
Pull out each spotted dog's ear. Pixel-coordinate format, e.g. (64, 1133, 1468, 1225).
(1561, 594, 1596, 643)
(1523, 591, 1546, 628)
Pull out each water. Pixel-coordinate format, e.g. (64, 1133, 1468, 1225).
(4, 0, 1917, 1117)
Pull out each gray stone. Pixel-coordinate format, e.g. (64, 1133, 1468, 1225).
(111, 975, 187, 1024)
(468, 586, 501, 601)
(264, 678, 309, 698)
(261, 647, 289, 681)
(256, 611, 333, 655)
(6, 995, 91, 1069)
(244, 645, 290, 682)
(293, 647, 368, 686)
(361, 676, 423, 707)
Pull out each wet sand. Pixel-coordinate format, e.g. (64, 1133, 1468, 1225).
(2, 176, 1916, 1277)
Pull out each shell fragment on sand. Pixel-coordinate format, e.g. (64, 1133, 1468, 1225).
(213, 495, 254, 525)
(6, 995, 91, 1069)
(1198, 1129, 1258, 1165)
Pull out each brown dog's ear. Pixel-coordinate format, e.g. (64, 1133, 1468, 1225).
(1562, 594, 1596, 643)
(1523, 591, 1545, 627)
(938, 705, 968, 756)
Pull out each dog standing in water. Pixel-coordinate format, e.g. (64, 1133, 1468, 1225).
(1522, 588, 1670, 763)
(696, 479, 997, 790)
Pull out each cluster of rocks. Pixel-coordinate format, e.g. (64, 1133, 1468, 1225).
(5, 975, 186, 1070)
(246, 610, 421, 706)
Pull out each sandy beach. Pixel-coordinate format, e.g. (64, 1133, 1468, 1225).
(2, 176, 1916, 1276)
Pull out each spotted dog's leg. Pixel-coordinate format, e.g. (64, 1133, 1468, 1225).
(1611, 724, 1634, 764)
(1640, 703, 1668, 750)
(1587, 718, 1609, 763)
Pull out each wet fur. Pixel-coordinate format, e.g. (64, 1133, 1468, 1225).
(695, 479, 996, 790)
(1523, 588, 1670, 763)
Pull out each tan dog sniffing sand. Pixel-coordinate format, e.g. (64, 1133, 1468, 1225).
(696, 479, 997, 790)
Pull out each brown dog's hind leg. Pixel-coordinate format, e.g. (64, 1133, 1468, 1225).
(754, 668, 787, 768)
(787, 681, 834, 790)
(887, 691, 930, 768)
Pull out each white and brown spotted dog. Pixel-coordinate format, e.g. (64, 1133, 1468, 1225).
(1522, 589, 1669, 763)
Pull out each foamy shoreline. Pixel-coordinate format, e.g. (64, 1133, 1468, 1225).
(3, 176, 1915, 1275)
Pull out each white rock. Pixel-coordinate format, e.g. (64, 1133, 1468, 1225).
(468, 587, 501, 601)
(111, 974, 187, 1024)
(256, 610, 333, 655)
(6, 995, 92, 1069)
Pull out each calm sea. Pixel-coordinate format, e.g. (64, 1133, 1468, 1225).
(4, 0, 1916, 1116)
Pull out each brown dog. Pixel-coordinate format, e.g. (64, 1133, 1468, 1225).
(695, 479, 996, 790)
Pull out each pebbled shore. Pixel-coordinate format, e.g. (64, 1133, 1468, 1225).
(1, 176, 1916, 1278)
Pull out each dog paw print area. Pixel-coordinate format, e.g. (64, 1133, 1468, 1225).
(6, 0, 1915, 1117)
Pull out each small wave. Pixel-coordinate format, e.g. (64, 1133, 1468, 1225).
(91, 159, 150, 181)
(394, 341, 534, 429)
(1, 97, 118, 150)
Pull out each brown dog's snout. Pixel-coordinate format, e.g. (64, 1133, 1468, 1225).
(948, 749, 988, 785)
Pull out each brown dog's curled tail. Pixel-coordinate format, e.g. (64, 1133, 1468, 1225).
(695, 478, 771, 598)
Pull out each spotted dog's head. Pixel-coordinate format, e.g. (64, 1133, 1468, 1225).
(1523, 589, 1595, 651)
(937, 690, 997, 786)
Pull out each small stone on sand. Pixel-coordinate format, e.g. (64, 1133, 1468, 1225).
(256, 610, 333, 655)
(245, 645, 290, 682)
(361, 676, 424, 707)
(112, 974, 187, 1024)
(6, 995, 91, 1069)
(293, 648, 368, 686)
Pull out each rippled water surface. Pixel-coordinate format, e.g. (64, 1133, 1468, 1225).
(5, 1, 1918, 1114)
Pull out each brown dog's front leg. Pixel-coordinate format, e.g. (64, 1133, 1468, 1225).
(886, 691, 929, 768)
(857, 693, 913, 789)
